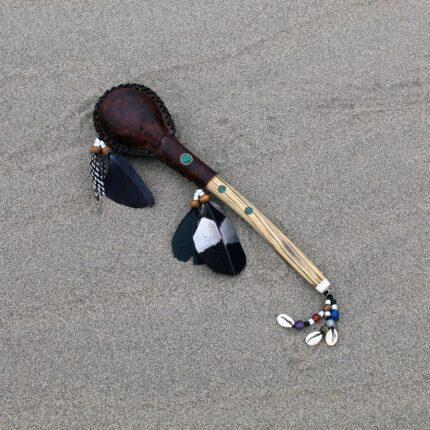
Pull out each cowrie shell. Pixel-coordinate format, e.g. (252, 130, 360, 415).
(277, 314, 294, 328)
(305, 331, 323, 346)
(325, 328, 338, 346)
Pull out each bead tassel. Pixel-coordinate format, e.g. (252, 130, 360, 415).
(276, 288, 341, 347)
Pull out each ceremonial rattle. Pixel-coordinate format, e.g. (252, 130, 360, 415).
(89, 83, 340, 346)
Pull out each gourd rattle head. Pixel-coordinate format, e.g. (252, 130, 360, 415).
(93, 84, 216, 187)
(94, 84, 176, 156)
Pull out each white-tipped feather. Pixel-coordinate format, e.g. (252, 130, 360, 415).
(192, 202, 246, 276)
(193, 218, 222, 252)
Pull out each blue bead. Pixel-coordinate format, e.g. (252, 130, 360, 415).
(331, 310, 340, 321)
(326, 319, 335, 328)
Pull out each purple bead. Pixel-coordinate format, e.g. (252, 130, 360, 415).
(294, 320, 305, 330)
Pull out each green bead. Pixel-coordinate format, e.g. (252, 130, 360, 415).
(218, 185, 226, 193)
(180, 153, 193, 165)
(245, 207, 253, 215)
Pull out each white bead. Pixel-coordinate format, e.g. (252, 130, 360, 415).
(325, 311, 331, 317)
(325, 300, 331, 305)
(95, 138, 106, 148)
(308, 319, 314, 326)
(332, 304, 338, 310)
(325, 328, 339, 346)
(277, 314, 294, 328)
(193, 190, 205, 201)
(305, 331, 323, 346)
(318, 310, 324, 317)
(316, 279, 330, 293)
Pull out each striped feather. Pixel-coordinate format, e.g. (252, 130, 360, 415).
(89, 153, 107, 199)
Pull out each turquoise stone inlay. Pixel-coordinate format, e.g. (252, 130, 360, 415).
(218, 185, 226, 193)
(180, 153, 193, 165)
(245, 207, 253, 215)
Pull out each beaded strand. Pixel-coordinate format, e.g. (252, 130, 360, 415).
(277, 289, 340, 346)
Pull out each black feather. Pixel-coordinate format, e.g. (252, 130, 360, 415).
(103, 154, 154, 208)
(192, 254, 205, 265)
(193, 203, 246, 275)
(172, 208, 200, 262)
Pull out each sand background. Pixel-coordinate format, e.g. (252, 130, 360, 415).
(1, 1, 429, 428)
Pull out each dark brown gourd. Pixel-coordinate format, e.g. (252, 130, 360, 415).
(97, 87, 216, 187)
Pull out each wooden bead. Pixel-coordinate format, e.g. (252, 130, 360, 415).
(101, 145, 112, 155)
(323, 304, 332, 312)
(190, 200, 200, 208)
(199, 194, 211, 204)
(89, 146, 102, 154)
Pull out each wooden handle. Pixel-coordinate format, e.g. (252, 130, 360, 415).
(206, 176, 329, 289)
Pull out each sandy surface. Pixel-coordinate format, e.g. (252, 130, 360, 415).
(1, 1, 429, 429)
